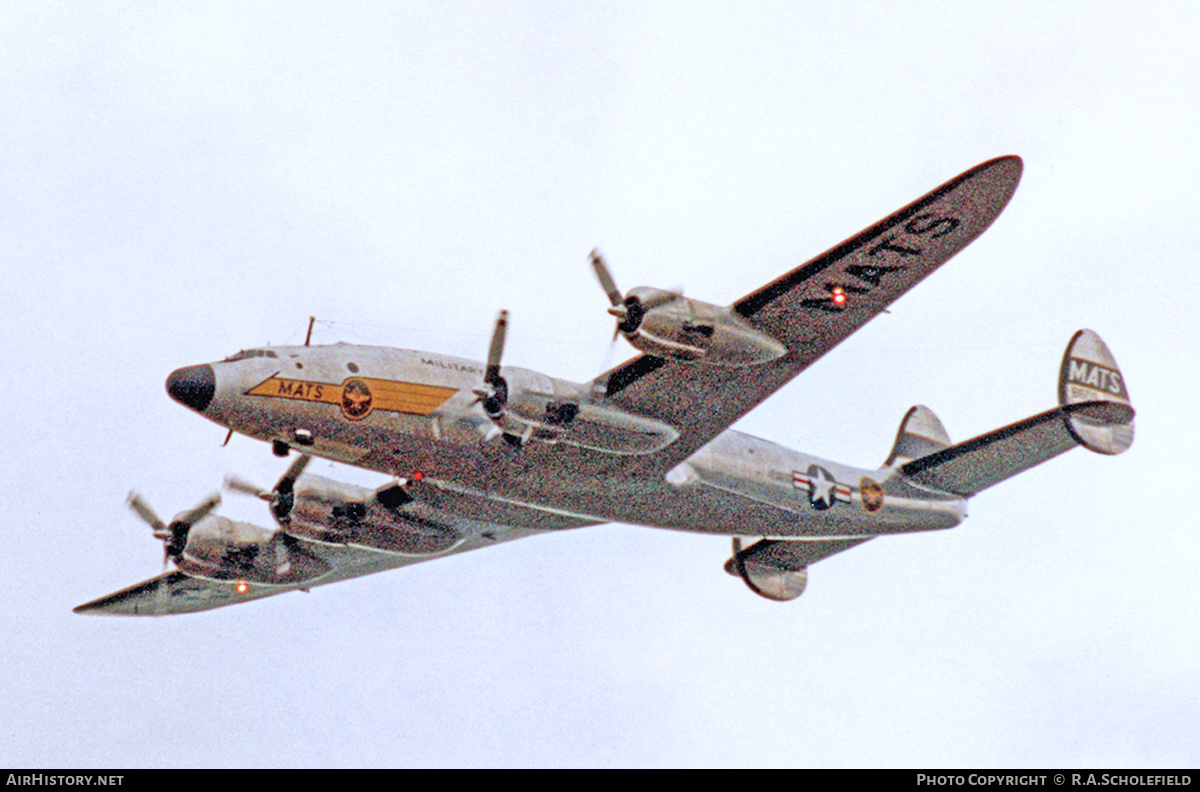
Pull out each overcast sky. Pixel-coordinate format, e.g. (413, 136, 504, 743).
(3, 1, 1198, 768)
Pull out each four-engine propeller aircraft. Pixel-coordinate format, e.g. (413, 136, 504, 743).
(75, 155, 1135, 615)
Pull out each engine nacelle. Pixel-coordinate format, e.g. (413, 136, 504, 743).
(590, 251, 786, 367)
(618, 289, 786, 367)
(176, 515, 330, 586)
(284, 474, 463, 555)
(491, 370, 681, 455)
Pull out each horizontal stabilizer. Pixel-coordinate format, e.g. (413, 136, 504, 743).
(899, 330, 1134, 497)
(724, 537, 868, 601)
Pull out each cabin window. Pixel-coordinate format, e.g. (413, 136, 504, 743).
(223, 349, 278, 361)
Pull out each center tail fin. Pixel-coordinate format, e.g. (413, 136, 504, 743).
(895, 329, 1134, 497)
(886, 404, 953, 467)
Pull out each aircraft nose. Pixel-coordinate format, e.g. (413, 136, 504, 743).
(166, 364, 215, 412)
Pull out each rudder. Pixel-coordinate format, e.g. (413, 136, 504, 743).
(1059, 329, 1134, 455)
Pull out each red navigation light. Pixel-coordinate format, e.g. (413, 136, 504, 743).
(236, 581, 249, 594)
(412, 470, 424, 481)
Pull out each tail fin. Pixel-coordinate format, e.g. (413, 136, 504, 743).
(898, 330, 1134, 497)
(885, 405, 952, 466)
(1059, 329, 1135, 455)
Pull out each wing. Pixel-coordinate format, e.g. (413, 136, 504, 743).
(596, 156, 1023, 475)
(74, 571, 284, 616)
(75, 520, 546, 616)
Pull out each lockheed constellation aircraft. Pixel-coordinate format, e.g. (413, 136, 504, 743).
(76, 155, 1134, 615)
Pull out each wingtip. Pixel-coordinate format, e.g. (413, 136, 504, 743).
(977, 154, 1023, 178)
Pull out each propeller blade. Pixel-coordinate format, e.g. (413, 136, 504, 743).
(267, 454, 310, 524)
(128, 492, 217, 568)
(486, 310, 508, 372)
(127, 492, 167, 536)
(590, 249, 623, 306)
(224, 474, 270, 499)
(472, 310, 511, 422)
(274, 454, 311, 495)
(175, 493, 221, 527)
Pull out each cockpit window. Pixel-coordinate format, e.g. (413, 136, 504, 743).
(223, 349, 278, 361)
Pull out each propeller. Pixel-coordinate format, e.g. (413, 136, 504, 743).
(590, 249, 680, 340)
(591, 248, 623, 309)
(224, 457, 316, 578)
(472, 310, 509, 420)
(468, 311, 525, 447)
(224, 453, 311, 524)
(127, 491, 220, 568)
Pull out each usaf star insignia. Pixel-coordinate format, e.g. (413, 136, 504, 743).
(792, 465, 852, 510)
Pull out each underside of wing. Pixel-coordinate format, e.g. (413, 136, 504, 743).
(596, 156, 1023, 475)
(73, 571, 288, 616)
(74, 528, 542, 616)
(732, 155, 1023, 329)
(76, 482, 556, 619)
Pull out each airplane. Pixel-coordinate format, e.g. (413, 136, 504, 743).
(75, 154, 1135, 615)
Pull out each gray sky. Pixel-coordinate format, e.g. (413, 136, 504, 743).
(3, 1, 1197, 768)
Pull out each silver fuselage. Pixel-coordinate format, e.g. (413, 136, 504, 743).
(183, 343, 964, 541)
